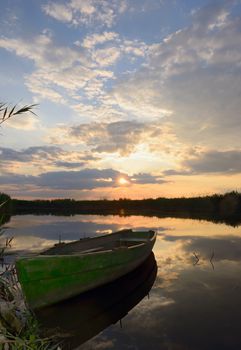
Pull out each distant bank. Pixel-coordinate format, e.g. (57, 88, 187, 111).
(3, 191, 241, 226)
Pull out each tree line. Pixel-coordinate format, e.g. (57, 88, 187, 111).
(2, 191, 240, 226)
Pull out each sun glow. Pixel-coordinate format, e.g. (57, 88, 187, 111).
(118, 177, 129, 185)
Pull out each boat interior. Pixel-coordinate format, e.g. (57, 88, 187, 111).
(41, 230, 155, 256)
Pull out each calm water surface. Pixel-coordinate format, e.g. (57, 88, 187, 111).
(5, 214, 241, 349)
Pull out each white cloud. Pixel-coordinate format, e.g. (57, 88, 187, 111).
(70, 0, 96, 15)
(92, 47, 121, 67)
(42, 0, 128, 28)
(0, 32, 112, 105)
(25, 73, 66, 104)
(86, 35, 147, 68)
(0, 33, 86, 71)
(42, 3, 73, 22)
(72, 102, 124, 121)
(82, 31, 119, 49)
(0, 33, 89, 90)
(0, 29, 147, 120)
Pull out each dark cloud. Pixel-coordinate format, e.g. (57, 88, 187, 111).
(184, 150, 241, 174)
(162, 169, 189, 176)
(35, 169, 118, 189)
(162, 150, 241, 176)
(0, 146, 60, 162)
(192, 0, 231, 30)
(0, 168, 166, 190)
(0, 174, 35, 185)
(69, 120, 145, 155)
(132, 173, 166, 184)
(54, 161, 85, 168)
(0, 146, 98, 170)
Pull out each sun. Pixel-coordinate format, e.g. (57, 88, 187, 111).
(118, 177, 129, 185)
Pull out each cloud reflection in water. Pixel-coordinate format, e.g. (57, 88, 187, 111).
(5, 215, 241, 349)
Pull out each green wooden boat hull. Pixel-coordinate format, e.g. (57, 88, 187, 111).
(16, 230, 156, 309)
(36, 252, 157, 348)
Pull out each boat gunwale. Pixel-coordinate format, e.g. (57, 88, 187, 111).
(15, 230, 156, 260)
(34, 230, 157, 258)
(18, 241, 148, 260)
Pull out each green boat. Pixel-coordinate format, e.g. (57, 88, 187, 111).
(36, 252, 157, 348)
(16, 229, 157, 309)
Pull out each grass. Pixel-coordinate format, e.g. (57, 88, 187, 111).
(3, 315, 61, 349)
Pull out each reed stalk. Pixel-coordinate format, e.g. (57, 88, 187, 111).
(0, 103, 60, 348)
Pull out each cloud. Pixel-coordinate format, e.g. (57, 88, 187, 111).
(162, 148, 241, 176)
(42, 2, 73, 22)
(131, 173, 166, 184)
(184, 150, 241, 174)
(0, 168, 165, 190)
(90, 39, 147, 67)
(0, 30, 112, 94)
(81, 31, 119, 49)
(164, 234, 241, 262)
(71, 101, 124, 120)
(185, 236, 241, 262)
(112, 1, 241, 147)
(92, 47, 121, 67)
(0, 32, 93, 104)
(25, 74, 67, 104)
(0, 31, 117, 110)
(49, 120, 146, 155)
(191, 0, 231, 30)
(0, 146, 60, 162)
(0, 146, 98, 174)
(48, 120, 171, 156)
(42, 0, 128, 28)
(0, 29, 147, 119)
(162, 169, 190, 176)
(0, 33, 85, 71)
(53, 161, 84, 168)
(34, 169, 119, 189)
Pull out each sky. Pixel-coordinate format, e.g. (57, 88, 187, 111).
(1, 0, 241, 200)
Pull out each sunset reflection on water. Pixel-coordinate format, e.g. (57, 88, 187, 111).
(4, 214, 241, 349)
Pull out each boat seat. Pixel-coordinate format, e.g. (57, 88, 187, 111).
(120, 238, 149, 242)
(77, 247, 105, 254)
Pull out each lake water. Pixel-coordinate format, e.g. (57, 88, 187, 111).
(4, 214, 241, 349)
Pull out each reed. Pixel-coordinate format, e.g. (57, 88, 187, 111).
(0, 103, 60, 348)
(0, 199, 61, 349)
(0, 103, 37, 125)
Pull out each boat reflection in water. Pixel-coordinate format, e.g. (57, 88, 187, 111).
(36, 252, 157, 348)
